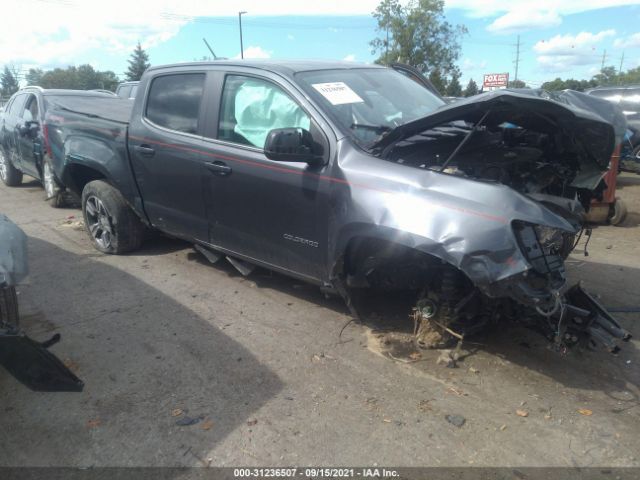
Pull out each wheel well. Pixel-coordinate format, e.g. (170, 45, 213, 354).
(65, 164, 106, 195)
(342, 236, 446, 291)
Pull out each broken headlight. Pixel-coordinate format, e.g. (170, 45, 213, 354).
(513, 222, 566, 276)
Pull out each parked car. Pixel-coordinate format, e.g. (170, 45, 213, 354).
(115, 81, 139, 99)
(0, 213, 83, 391)
(0, 87, 119, 206)
(43, 60, 630, 353)
(586, 85, 640, 172)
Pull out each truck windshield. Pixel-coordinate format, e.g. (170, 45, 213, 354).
(296, 68, 445, 146)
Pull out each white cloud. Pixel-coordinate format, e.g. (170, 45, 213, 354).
(287, 34, 295, 41)
(533, 30, 615, 72)
(446, 1, 639, 34)
(343, 54, 356, 61)
(234, 46, 272, 59)
(614, 32, 640, 48)
(487, 10, 561, 34)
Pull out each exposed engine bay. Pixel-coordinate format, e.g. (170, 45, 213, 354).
(347, 92, 632, 355)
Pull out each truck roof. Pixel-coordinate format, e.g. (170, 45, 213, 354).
(147, 59, 384, 77)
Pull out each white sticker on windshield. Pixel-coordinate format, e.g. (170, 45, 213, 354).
(312, 82, 364, 105)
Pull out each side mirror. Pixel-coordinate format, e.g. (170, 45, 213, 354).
(264, 127, 324, 165)
(19, 121, 39, 137)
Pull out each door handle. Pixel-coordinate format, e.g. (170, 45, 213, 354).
(134, 144, 155, 156)
(206, 161, 232, 176)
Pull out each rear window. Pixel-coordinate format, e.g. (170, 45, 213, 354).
(117, 85, 132, 98)
(145, 74, 205, 134)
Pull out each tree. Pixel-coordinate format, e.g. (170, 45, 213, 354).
(1, 65, 20, 97)
(428, 70, 447, 96)
(370, 0, 466, 83)
(35, 65, 119, 91)
(508, 79, 527, 88)
(126, 42, 150, 81)
(445, 71, 462, 97)
(463, 78, 478, 97)
(592, 66, 618, 87)
(25, 68, 44, 86)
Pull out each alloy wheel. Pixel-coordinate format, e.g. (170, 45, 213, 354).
(0, 149, 6, 181)
(85, 195, 114, 250)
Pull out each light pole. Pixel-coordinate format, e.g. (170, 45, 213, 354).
(238, 11, 247, 59)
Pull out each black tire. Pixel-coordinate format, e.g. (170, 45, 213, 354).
(0, 147, 23, 187)
(81, 180, 145, 254)
(42, 156, 65, 208)
(0, 286, 19, 330)
(609, 197, 628, 226)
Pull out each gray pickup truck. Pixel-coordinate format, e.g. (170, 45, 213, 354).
(43, 60, 630, 353)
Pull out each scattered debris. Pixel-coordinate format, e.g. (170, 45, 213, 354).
(436, 349, 459, 368)
(176, 415, 204, 426)
(445, 414, 466, 427)
(63, 358, 79, 373)
(516, 410, 529, 418)
(578, 409, 593, 416)
(500, 424, 507, 431)
(86, 419, 101, 428)
(409, 351, 422, 361)
(201, 419, 214, 431)
(469, 367, 479, 374)
(446, 386, 466, 397)
(418, 400, 433, 412)
(171, 408, 183, 417)
(247, 419, 258, 426)
(383, 418, 392, 423)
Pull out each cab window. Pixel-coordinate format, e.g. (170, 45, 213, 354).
(145, 73, 205, 134)
(22, 95, 39, 122)
(218, 75, 310, 148)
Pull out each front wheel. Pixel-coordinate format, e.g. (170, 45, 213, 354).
(81, 180, 145, 254)
(42, 157, 65, 208)
(0, 147, 23, 187)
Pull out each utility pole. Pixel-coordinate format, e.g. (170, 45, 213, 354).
(385, 27, 389, 60)
(238, 11, 247, 59)
(514, 35, 521, 83)
(601, 49, 607, 70)
(619, 51, 625, 75)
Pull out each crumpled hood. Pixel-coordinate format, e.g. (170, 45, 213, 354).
(373, 89, 627, 187)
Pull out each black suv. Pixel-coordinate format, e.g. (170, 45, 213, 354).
(0, 87, 114, 206)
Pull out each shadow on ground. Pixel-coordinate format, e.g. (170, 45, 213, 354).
(0, 237, 283, 467)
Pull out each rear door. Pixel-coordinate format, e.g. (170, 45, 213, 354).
(199, 70, 331, 281)
(5, 93, 27, 171)
(127, 71, 212, 241)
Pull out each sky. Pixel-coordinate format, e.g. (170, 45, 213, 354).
(2, 0, 640, 88)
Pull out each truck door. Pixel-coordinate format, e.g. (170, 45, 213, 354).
(127, 72, 212, 241)
(16, 94, 42, 178)
(200, 72, 330, 282)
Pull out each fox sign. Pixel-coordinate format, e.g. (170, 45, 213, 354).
(483, 73, 509, 89)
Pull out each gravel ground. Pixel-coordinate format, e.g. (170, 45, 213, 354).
(0, 173, 638, 468)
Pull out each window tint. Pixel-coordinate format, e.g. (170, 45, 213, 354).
(218, 75, 310, 148)
(8, 94, 26, 117)
(22, 95, 39, 122)
(117, 85, 131, 98)
(146, 74, 205, 134)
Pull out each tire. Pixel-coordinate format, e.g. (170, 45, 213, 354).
(42, 156, 65, 208)
(608, 197, 628, 226)
(81, 180, 145, 254)
(0, 147, 23, 187)
(0, 286, 19, 330)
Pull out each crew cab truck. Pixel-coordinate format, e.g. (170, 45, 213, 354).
(44, 60, 631, 353)
(0, 87, 118, 206)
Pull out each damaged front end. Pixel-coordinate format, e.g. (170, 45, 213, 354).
(342, 89, 631, 354)
(0, 214, 83, 391)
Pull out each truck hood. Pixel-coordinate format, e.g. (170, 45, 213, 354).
(372, 89, 627, 183)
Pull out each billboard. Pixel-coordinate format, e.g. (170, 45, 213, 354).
(483, 73, 509, 90)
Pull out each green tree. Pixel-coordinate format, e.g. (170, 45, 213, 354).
(370, 0, 466, 82)
(1, 65, 20, 97)
(508, 79, 527, 88)
(428, 70, 447, 95)
(126, 42, 151, 81)
(445, 71, 462, 96)
(592, 66, 618, 87)
(37, 65, 119, 91)
(463, 78, 478, 97)
(25, 68, 44, 86)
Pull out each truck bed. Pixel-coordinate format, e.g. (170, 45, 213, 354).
(45, 96, 133, 124)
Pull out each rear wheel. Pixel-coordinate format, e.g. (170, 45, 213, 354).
(81, 180, 145, 254)
(43, 158, 65, 208)
(0, 148, 23, 187)
(609, 197, 627, 226)
(0, 286, 19, 330)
